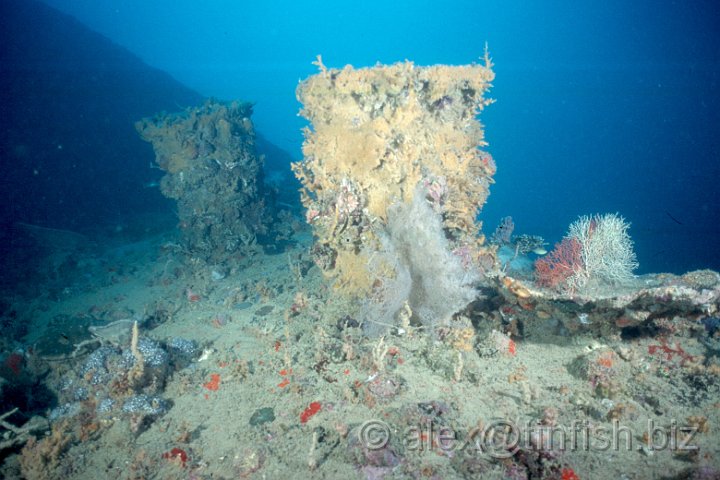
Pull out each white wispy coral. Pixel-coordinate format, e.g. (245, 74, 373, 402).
(361, 186, 480, 335)
(567, 213, 638, 289)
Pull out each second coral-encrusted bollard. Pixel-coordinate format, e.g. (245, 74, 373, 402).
(136, 100, 272, 262)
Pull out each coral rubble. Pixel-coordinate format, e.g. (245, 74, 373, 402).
(293, 56, 497, 328)
(136, 100, 272, 262)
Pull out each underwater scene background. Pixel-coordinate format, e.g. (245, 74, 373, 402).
(4, 0, 720, 274)
(1, 1, 720, 479)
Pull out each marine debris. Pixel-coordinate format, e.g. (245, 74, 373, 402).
(0, 408, 49, 453)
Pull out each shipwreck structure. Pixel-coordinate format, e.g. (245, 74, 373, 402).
(136, 100, 271, 262)
(292, 56, 497, 329)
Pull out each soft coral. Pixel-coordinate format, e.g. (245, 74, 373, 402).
(535, 237, 582, 289)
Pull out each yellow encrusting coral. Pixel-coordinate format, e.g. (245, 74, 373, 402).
(293, 55, 497, 298)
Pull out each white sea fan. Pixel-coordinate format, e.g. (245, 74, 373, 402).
(567, 213, 638, 289)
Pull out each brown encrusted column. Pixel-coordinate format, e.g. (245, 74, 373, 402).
(136, 100, 271, 262)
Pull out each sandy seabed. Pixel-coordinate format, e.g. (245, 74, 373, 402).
(1, 225, 719, 480)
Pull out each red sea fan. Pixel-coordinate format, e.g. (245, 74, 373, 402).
(535, 237, 583, 289)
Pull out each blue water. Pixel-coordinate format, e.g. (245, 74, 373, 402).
(4, 0, 720, 274)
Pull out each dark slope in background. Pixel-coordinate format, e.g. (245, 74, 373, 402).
(0, 0, 200, 234)
(0, 0, 298, 247)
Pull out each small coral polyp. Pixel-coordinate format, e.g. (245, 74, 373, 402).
(293, 55, 497, 299)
